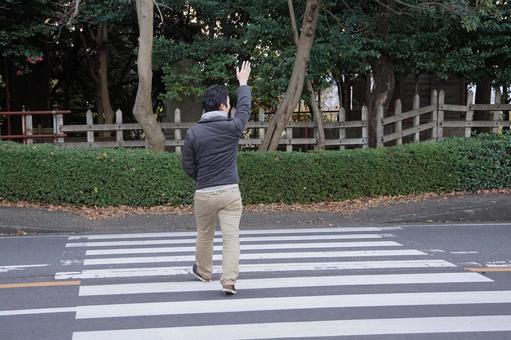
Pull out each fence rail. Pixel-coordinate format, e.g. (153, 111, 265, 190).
(58, 108, 368, 152)
(3, 88, 511, 151)
(379, 89, 511, 146)
(0, 108, 70, 144)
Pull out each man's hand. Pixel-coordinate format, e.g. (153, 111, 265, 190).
(236, 61, 251, 86)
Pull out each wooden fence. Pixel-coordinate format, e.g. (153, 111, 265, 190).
(58, 107, 368, 153)
(378, 89, 511, 146)
(4, 88, 510, 151)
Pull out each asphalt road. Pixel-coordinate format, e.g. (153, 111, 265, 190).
(1, 223, 511, 340)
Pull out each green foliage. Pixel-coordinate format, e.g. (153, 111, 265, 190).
(0, 143, 194, 207)
(455, 133, 511, 190)
(3, 0, 509, 120)
(238, 141, 461, 203)
(160, 55, 237, 102)
(0, 0, 55, 74)
(1, 134, 511, 207)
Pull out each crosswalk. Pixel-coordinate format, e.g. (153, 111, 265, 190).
(58, 227, 511, 339)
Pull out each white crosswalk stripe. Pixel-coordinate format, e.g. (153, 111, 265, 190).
(71, 315, 511, 340)
(53, 229, 511, 338)
(68, 227, 387, 240)
(82, 249, 427, 265)
(84, 240, 403, 255)
(56, 259, 457, 279)
(74, 290, 511, 319)
(78, 272, 492, 296)
(65, 233, 384, 247)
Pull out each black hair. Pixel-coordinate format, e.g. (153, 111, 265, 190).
(202, 84, 228, 112)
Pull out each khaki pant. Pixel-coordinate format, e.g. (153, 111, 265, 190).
(194, 187, 242, 286)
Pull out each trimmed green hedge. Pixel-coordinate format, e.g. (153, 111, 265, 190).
(1, 134, 510, 207)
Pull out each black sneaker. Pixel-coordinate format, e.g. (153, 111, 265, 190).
(191, 264, 211, 282)
(222, 284, 237, 295)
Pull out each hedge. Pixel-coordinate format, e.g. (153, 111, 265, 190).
(0, 134, 510, 207)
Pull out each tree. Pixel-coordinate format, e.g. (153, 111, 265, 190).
(0, 0, 56, 111)
(58, 2, 138, 134)
(445, 1, 511, 105)
(322, 0, 497, 147)
(259, 0, 321, 152)
(288, 0, 325, 150)
(133, 0, 166, 151)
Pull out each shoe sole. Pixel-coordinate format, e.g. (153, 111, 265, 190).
(192, 269, 211, 283)
(222, 288, 237, 295)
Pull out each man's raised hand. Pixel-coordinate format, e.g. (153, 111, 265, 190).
(236, 61, 251, 86)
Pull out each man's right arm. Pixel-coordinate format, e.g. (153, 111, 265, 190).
(233, 61, 252, 134)
(233, 85, 252, 133)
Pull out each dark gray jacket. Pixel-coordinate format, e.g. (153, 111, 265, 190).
(181, 85, 252, 190)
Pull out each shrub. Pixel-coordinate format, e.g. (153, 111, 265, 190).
(0, 134, 510, 207)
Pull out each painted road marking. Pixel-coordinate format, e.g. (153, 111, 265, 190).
(74, 290, 511, 319)
(68, 227, 384, 240)
(66, 234, 384, 248)
(0, 307, 77, 316)
(79, 272, 491, 296)
(55, 259, 456, 280)
(466, 267, 511, 273)
(84, 241, 402, 256)
(398, 223, 511, 228)
(71, 315, 511, 339)
(0, 280, 80, 289)
(0, 264, 49, 273)
(82, 249, 427, 266)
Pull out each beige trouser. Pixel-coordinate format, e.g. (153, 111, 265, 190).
(194, 187, 242, 286)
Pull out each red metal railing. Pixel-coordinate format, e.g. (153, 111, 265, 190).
(0, 109, 71, 144)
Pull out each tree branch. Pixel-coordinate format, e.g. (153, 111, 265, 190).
(154, 0, 164, 24)
(67, 0, 81, 26)
(287, 0, 300, 45)
(79, 31, 100, 84)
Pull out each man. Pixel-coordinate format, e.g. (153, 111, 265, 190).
(181, 61, 251, 295)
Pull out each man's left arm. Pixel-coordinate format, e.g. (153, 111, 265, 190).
(181, 129, 197, 180)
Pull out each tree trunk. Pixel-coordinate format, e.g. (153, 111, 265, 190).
(366, 4, 395, 148)
(475, 75, 492, 133)
(366, 56, 395, 148)
(306, 81, 325, 150)
(96, 85, 104, 139)
(259, 0, 321, 152)
(286, 0, 324, 151)
(133, 0, 166, 152)
(97, 24, 114, 138)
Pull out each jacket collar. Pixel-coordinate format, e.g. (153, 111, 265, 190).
(200, 110, 228, 121)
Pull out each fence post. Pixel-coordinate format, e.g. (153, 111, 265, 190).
(413, 93, 420, 143)
(431, 90, 438, 141)
(21, 106, 27, 144)
(376, 104, 384, 147)
(258, 107, 265, 141)
(55, 109, 64, 144)
(175, 108, 182, 154)
(286, 125, 293, 152)
(86, 109, 94, 144)
(338, 107, 346, 150)
(437, 90, 445, 140)
(395, 99, 402, 145)
(361, 105, 368, 149)
(465, 90, 474, 138)
(25, 112, 33, 145)
(493, 88, 503, 134)
(25, 114, 33, 145)
(51, 106, 57, 144)
(116, 109, 123, 146)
